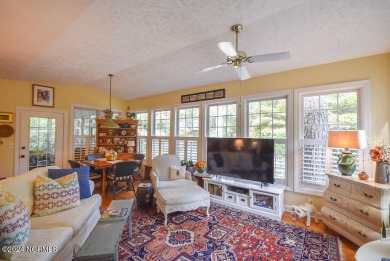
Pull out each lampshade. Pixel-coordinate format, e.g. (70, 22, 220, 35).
(100, 74, 119, 128)
(328, 130, 367, 149)
(127, 140, 135, 147)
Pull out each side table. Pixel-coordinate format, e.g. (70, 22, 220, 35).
(136, 183, 154, 208)
(192, 172, 213, 188)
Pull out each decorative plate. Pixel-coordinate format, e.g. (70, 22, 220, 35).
(121, 130, 126, 136)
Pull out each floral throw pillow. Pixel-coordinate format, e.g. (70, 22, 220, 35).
(169, 166, 186, 180)
(33, 172, 81, 217)
(0, 184, 31, 260)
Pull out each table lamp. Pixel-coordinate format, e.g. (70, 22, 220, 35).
(328, 130, 367, 176)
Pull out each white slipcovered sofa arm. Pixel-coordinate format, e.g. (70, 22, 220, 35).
(151, 171, 159, 187)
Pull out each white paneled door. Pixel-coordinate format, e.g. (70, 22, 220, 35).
(16, 108, 67, 175)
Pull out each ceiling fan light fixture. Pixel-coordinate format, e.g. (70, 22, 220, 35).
(100, 74, 119, 128)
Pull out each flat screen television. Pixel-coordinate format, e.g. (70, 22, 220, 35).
(206, 138, 274, 184)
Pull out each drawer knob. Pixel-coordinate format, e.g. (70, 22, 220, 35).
(363, 193, 373, 199)
(328, 215, 336, 221)
(330, 197, 337, 202)
(333, 184, 341, 188)
(359, 209, 369, 216)
(241, 199, 245, 202)
(358, 231, 367, 238)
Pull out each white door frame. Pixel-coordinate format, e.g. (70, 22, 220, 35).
(14, 106, 68, 176)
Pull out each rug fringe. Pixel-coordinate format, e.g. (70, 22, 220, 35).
(337, 237, 346, 261)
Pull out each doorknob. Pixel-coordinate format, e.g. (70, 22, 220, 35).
(20, 155, 25, 158)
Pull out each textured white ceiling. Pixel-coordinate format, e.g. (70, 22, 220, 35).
(1, 0, 390, 99)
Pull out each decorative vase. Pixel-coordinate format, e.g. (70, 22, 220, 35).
(198, 168, 204, 174)
(375, 162, 389, 184)
(337, 153, 356, 176)
(358, 171, 369, 180)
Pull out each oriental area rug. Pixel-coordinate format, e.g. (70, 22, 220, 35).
(118, 202, 343, 261)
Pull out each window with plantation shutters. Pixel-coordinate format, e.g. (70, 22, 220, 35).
(294, 81, 370, 196)
(136, 112, 149, 161)
(151, 109, 171, 159)
(72, 108, 98, 160)
(174, 106, 200, 162)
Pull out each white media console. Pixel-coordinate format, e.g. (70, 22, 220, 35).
(202, 175, 285, 221)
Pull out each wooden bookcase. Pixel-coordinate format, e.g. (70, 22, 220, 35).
(95, 119, 138, 159)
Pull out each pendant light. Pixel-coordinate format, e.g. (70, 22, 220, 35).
(100, 74, 119, 128)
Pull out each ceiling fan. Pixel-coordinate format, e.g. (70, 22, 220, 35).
(200, 24, 290, 80)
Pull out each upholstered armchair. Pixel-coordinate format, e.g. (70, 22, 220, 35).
(151, 154, 196, 191)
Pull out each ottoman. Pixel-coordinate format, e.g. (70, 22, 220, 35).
(155, 185, 210, 226)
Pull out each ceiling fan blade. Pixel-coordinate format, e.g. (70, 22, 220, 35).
(248, 52, 290, 63)
(218, 42, 237, 57)
(236, 66, 250, 80)
(198, 63, 227, 73)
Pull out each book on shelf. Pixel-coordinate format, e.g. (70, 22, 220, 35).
(99, 208, 129, 222)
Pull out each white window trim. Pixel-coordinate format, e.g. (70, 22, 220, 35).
(293, 80, 371, 196)
(241, 90, 293, 191)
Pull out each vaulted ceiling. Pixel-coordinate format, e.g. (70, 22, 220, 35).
(1, 0, 390, 100)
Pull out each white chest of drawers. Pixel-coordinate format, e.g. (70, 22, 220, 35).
(322, 174, 390, 246)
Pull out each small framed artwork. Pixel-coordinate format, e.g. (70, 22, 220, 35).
(32, 84, 54, 107)
(205, 91, 215, 99)
(197, 93, 206, 100)
(181, 95, 190, 103)
(0, 112, 13, 123)
(214, 89, 225, 99)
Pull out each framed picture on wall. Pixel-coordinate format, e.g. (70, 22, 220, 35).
(32, 84, 54, 107)
(0, 112, 13, 123)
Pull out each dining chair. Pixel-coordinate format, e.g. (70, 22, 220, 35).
(84, 154, 105, 176)
(132, 153, 145, 182)
(69, 157, 102, 185)
(106, 161, 138, 199)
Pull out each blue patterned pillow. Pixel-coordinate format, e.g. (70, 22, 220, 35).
(48, 166, 91, 199)
(0, 185, 30, 259)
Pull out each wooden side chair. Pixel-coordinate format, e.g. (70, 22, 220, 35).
(132, 153, 145, 182)
(68, 159, 102, 185)
(106, 161, 138, 199)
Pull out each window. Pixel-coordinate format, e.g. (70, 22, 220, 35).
(152, 109, 171, 158)
(245, 93, 292, 187)
(136, 112, 148, 159)
(175, 106, 200, 162)
(294, 80, 370, 196)
(207, 102, 237, 137)
(73, 108, 97, 160)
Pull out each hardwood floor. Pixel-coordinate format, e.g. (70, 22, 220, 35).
(96, 181, 358, 261)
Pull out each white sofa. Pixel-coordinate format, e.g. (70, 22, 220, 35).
(0, 166, 102, 261)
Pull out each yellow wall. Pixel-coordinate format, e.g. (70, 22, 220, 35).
(127, 53, 390, 209)
(0, 79, 127, 178)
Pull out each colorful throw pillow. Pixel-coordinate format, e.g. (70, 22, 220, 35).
(169, 166, 186, 180)
(48, 166, 91, 199)
(0, 185, 30, 260)
(33, 173, 80, 217)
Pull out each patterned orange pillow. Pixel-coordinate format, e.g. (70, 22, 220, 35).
(33, 172, 80, 217)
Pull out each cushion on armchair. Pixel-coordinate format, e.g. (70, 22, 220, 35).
(169, 166, 186, 180)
